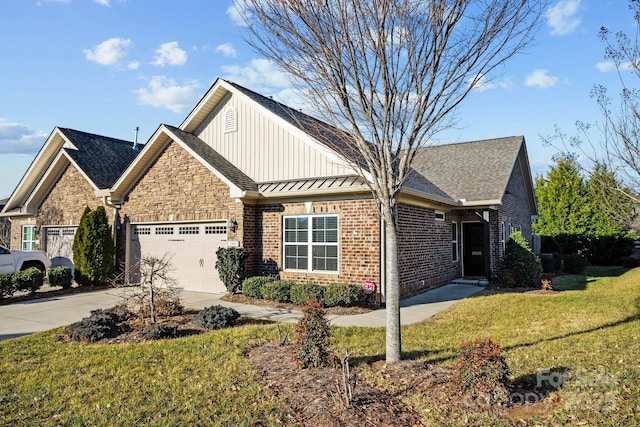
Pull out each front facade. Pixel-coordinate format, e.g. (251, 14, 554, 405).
(1, 79, 537, 300)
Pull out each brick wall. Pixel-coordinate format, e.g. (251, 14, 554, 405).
(397, 204, 460, 297)
(254, 198, 381, 288)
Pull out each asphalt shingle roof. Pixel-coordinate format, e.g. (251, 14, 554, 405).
(58, 128, 140, 189)
(409, 136, 524, 203)
(164, 125, 258, 192)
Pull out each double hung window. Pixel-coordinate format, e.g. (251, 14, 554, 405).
(283, 215, 338, 272)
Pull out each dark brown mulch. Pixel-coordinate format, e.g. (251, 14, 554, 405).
(0, 284, 108, 306)
(247, 342, 425, 427)
(221, 293, 375, 315)
(247, 343, 560, 426)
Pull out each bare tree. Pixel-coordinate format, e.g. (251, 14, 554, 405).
(116, 254, 183, 324)
(238, 0, 546, 362)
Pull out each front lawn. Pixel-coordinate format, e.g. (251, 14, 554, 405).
(1, 266, 639, 426)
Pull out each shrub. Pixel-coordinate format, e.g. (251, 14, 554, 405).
(241, 276, 276, 299)
(48, 266, 73, 289)
(539, 253, 556, 273)
(72, 206, 115, 286)
(323, 283, 365, 307)
(540, 274, 554, 291)
(499, 231, 542, 288)
(0, 274, 15, 298)
(12, 267, 44, 293)
(65, 308, 121, 343)
(261, 280, 293, 303)
(216, 247, 248, 294)
(584, 234, 635, 266)
(457, 338, 510, 406)
(194, 305, 240, 330)
(135, 296, 183, 319)
(293, 299, 332, 369)
(621, 257, 640, 269)
(290, 282, 324, 306)
(141, 322, 179, 340)
(563, 253, 587, 274)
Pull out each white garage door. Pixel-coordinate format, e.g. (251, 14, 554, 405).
(130, 222, 228, 293)
(45, 227, 76, 268)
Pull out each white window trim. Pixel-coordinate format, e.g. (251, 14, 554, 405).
(452, 221, 459, 263)
(435, 210, 445, 221)
(22, 225, 36, 251)
(283, 214, 339, 274)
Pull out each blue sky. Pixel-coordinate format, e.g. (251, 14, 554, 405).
(0, 0, 634, 198)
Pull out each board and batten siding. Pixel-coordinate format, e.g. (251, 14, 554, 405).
(195, 93, 352, 182)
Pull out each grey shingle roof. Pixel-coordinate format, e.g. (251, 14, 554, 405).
(58, 128, 139, 189)
(409, 136, 524, 203)
(163, 125, 258, 192)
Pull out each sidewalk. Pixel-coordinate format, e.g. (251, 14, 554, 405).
(0, 283, 484, 341)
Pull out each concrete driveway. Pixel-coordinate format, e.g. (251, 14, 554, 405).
(0, 282, 484, 342)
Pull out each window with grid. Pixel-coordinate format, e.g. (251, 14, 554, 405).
(22, 225, 36, 250)
(283, 215, 338, 272)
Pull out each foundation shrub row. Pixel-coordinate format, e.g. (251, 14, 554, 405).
(241, 276, 365, 307)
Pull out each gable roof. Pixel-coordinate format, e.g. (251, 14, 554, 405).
(110, 124, 258, 203)
(409, 136, 537, 211)
(2, 127, 139, 215)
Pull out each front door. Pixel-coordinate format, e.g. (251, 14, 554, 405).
(463, 222, 489, 277)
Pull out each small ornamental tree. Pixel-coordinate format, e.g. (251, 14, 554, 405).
(499, 231, 542, 288)
(293, 299, 332, 369)
(215, 247, 247, 293)
(72, 206, 115, 286)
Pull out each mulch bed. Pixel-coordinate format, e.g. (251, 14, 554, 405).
(221, 293, 376, 316)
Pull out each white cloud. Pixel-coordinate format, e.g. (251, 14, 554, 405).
(596, 61, 633, 72)
(127, 61, 140, 70)
(221, 58, 292, 89)
(83, 37, 133, 66)
(94, 0, 110, 6)
(468, 74, 513, 92)
(525, 69, 560, 88)
(227, 1, 249, 26)
(133, 76, 200, 113)
(152, 41, 188, 67)
(215, 43, 237, 58)
(0, 119, 47, 155)
(546, 0, 581, 36)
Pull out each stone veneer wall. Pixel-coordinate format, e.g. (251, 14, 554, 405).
(255, 198, 382, 289)
(397, 203, 461, 297)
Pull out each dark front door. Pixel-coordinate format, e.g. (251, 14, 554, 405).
(463, 222, 489, 277)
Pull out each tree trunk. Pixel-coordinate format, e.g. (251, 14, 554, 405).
(384, 210, 401, 363)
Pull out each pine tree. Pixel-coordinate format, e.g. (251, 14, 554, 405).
(72, 206, 91, 285)
(72, 206, 115, 285)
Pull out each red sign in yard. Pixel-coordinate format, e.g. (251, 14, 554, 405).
(363, 280, 376, 295)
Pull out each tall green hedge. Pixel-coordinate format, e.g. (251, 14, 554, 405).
(72, 206, 115, 286)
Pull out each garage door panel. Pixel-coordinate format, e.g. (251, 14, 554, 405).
(45, 227, 76, 269)
(131, 223, 227, 293)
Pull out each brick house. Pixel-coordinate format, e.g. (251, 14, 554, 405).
(1, 127, 139, 267)
(1, 79, 536, 300)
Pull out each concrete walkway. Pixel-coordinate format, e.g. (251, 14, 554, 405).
(0, 283, 484, 341)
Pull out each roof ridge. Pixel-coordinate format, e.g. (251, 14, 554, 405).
(58, 127, 135, 145)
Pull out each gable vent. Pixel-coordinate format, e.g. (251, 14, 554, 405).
(224, 107, 237, 133)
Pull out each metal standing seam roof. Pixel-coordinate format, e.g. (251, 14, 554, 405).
(258, 175, 367, 194)
(58, 128, 140, 189)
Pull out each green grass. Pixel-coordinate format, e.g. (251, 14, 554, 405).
(2, 266, 640, 426)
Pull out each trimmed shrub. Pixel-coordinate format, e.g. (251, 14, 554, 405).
(539, 253, 556, 273)
(194, 305, 240, 330)
(621, 257, 640, 269)
(215, 247, 248, 294)
(241, 276, 276, 299)
(141, 322, 179, 340)
(585, 234, 635, 266)
(72, 206, 115, 286)
(0, 274, 15, 298)
(499, 231, 542, 288)
(323, 283, 365, 307)
(12, 267, 44, 293)
(65, 309, 121, 343)
(457, 338, 510, 406)
(563, 253, 587, 274)
(48, 266, 73, 289)
(290, 282, 324, 306)
(261, 280, 293, 303)
(293, 299, 332, 369)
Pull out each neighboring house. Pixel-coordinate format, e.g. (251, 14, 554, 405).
(0, 128, 139, 268)
(0, 79, 537, 300)
(0, 198, 9, 246)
